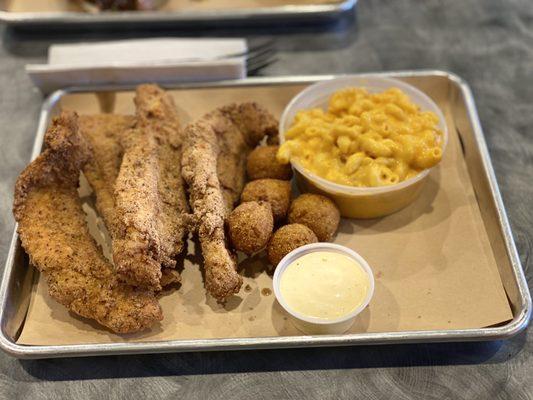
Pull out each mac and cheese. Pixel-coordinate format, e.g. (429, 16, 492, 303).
(278, 87, 444, 187)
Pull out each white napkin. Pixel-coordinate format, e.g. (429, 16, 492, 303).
(26, 38, 247, 93)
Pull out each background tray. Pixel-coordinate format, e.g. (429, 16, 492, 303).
(0, 0, 357, 27)
(0, 71, 530, 359)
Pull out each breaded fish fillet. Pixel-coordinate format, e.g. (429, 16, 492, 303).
(135, 84, 189, 268)
(13, 111, 162, 333)
(182, 103, 278, 301)
(114, 85, 188, 290)
(79, 114, 134, 236)
(217, 103, 280, 212)
(79, 113, 180, 288)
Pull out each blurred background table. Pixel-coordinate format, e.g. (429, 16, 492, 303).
(0, 0, 531, 398)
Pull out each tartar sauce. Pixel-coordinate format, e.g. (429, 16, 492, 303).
(279, 251, 370, 320)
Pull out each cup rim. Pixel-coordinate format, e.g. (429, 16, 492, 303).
(78, 0, 168, 12)
(273, 243, 375, 325)
(279, 75, 449, 195)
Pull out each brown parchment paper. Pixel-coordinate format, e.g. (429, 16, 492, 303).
(6, 0, 341, 13)
(16, 83, 513, 345)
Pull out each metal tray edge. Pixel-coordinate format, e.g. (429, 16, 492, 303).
(0, 0, 356, 25)
(0, 69, 529, 359)
(444, 71, 532, 325)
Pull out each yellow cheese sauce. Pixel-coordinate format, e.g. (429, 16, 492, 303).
(278, 87, 443, 187)
(279, 251, 370, 320)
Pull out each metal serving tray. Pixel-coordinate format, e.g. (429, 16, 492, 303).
(0, 0, 357, 28)
(0, 71, 530, 359)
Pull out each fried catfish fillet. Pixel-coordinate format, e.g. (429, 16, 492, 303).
(13, 111, 162, 333)
(113, 85, 189, 290)
(79, 114, 134, 237)
(182, 103, 278, 301)
(79, 113, 181, 288)
(217, 103, 280, 212)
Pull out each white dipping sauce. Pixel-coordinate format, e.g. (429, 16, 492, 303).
(279, 251, 370, 320)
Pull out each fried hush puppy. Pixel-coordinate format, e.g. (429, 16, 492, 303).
(241, 179, 291, 222)
(288, 194, 341, 241)
(228, 201, 274, 255)
(267, 223, 318, 266)
(246, 145, 293, 181)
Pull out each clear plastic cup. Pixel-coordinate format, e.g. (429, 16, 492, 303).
(279, 76, 448, 219)
(273, 243, 375, 335)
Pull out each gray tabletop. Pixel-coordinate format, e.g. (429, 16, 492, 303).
(1, 0, 532, 399)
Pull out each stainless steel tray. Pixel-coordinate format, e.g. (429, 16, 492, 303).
(0, 71, 530, 359)
(0, 0, 357, 27)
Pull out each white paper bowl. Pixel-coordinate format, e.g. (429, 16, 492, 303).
(273, 243, 375, 335)
(279, 75, 448, 219)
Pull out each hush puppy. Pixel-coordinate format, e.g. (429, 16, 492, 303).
(247, 145, 293, 181)
(267, 223, 318, 266)
(288, 194, 340, 241)
(228, 201, 274, 255)
(241, 179, 292, 222)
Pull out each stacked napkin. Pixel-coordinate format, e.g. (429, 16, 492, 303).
(26, 38, 247, 93)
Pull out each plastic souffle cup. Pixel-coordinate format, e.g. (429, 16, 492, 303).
(273, 243, 375, 335)
(279, 75, 449, 219)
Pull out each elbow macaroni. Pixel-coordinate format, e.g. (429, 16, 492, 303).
(278, 87, 444, 187)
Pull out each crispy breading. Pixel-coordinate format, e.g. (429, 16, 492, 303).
(79, 113, 181, 289)
(241, 178, 292, 222)
(182, 102, 278, 301)
(111, 126, 162, 289)
(267, 224, 318, 266)
(217, 103, 280, 212)
(228, 201, 274, 255)
(136, 84, 189, 267)
(13, 111, 162, 334)
(216, 125, 249, 212)
(79, 114, 134, 236)
(113, 85, 189, 290)
(246, 145, 293, 181)
(160, 268, 181, 288)
(288, 193, 340, 242)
